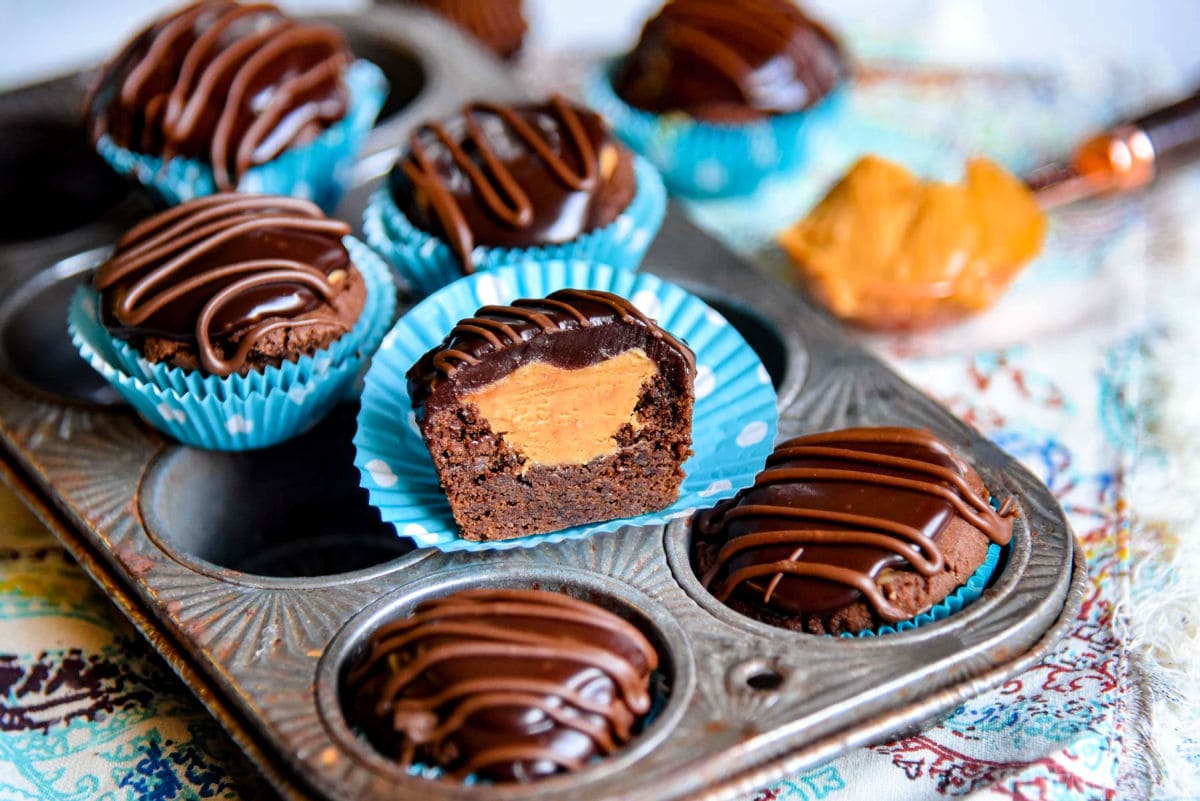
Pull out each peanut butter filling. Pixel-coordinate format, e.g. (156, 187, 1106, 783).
(777, 155, 1046, 330)
(464, 348, 658, 467)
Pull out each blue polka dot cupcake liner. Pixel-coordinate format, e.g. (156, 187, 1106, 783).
(585, 61, 847, 199)
(70, 348, 358, 451)
(68, 239, 396, 451)
(353, 260, 779, 552)
(95, 60, 387, 212)
(71, 237, 395, 402)
(362, 155, 667, 298)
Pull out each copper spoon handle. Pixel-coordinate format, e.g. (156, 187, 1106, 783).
(1134, 88, 1200, 172)
(1028, 87, 1200, 207)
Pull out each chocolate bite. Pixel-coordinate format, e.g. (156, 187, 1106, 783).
(84, 0, 352, 189)
(94, 193, 365, 377)
(613, 0, 844, 122)
(693, 427, 1015, 635)
(408, 289, 694, 541)
(409, 0, 527, 60)
(346, 588, 659, 782)
(389, 96, 636, 272)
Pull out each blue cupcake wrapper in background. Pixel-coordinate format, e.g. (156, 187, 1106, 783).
(362, 155, 667, 298)
(68, 240, 396, 451)
(95, 60, 387, 211)
(842, 542, 1004, 639)
(354, 260, 779, 552)
(585, 61, 847, 199)
(95, 237, 395, 400)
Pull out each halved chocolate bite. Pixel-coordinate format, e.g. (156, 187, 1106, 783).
(94, 194, 365, 377)
(693, 427, 1015, 635)
(389, 96, 636, 272)
(83, 1, 353, 190)
(407, 289, 695, 541)
(345, 588, 660, 782)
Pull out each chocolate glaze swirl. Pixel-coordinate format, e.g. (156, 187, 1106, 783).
(346, 588, 659, 783)
(390, 96, 635, 273)
(613, 0, 844, 121)
(94, 193, 353, 376)
(408, 289, 695, 411)
(84, 1, 351, 190)
(696, 428, 1015, 622)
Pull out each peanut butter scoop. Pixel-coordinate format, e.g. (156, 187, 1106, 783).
(466, 348, 657, 467)
(778, 155, 1046, 329)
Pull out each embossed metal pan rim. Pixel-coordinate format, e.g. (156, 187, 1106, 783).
(0, 452, 320, 801)
(0, 436, 1086, 801)
(136, 444, 437, 591)
(682, 541, 1088, 801)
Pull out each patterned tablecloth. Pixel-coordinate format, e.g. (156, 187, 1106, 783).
(3, 35, 1200, 801)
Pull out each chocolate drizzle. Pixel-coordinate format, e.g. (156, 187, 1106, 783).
(614, 0, 844, 121)
(390, 97, 635, 272)
(94, 193, 353, 376)
(696, 428, 1015, 622)
(84, 1, 351, 189)
(346, 588, 659, 782)
(408, 289, 695, 408)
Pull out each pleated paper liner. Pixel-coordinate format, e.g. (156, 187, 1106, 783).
(354, 260, 779, 552)
(95, 60, 387, 212)
(362, 156, 667, 298)
(70, 310, 362, 451)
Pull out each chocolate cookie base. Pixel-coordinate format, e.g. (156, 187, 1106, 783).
(132, 264, 367, 375)
(693, 518, 991, 636)
(423, 373, 692, 541)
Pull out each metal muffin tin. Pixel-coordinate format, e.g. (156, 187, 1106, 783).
(0, 7, 1084, 801)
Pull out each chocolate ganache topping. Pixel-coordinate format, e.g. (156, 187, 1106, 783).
(390, 96, 636, 272)
(613, 0, 844, 121)
(84, 1, 352, 189)
(94, 194, 356, 377)
(411, 0, 527, 60)
(696, 428, 1015, 622)
(346, 588, 659, 782)
(407, 288, 694, 409)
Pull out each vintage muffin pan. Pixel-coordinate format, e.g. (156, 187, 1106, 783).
(0, 6, 1084, 801)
